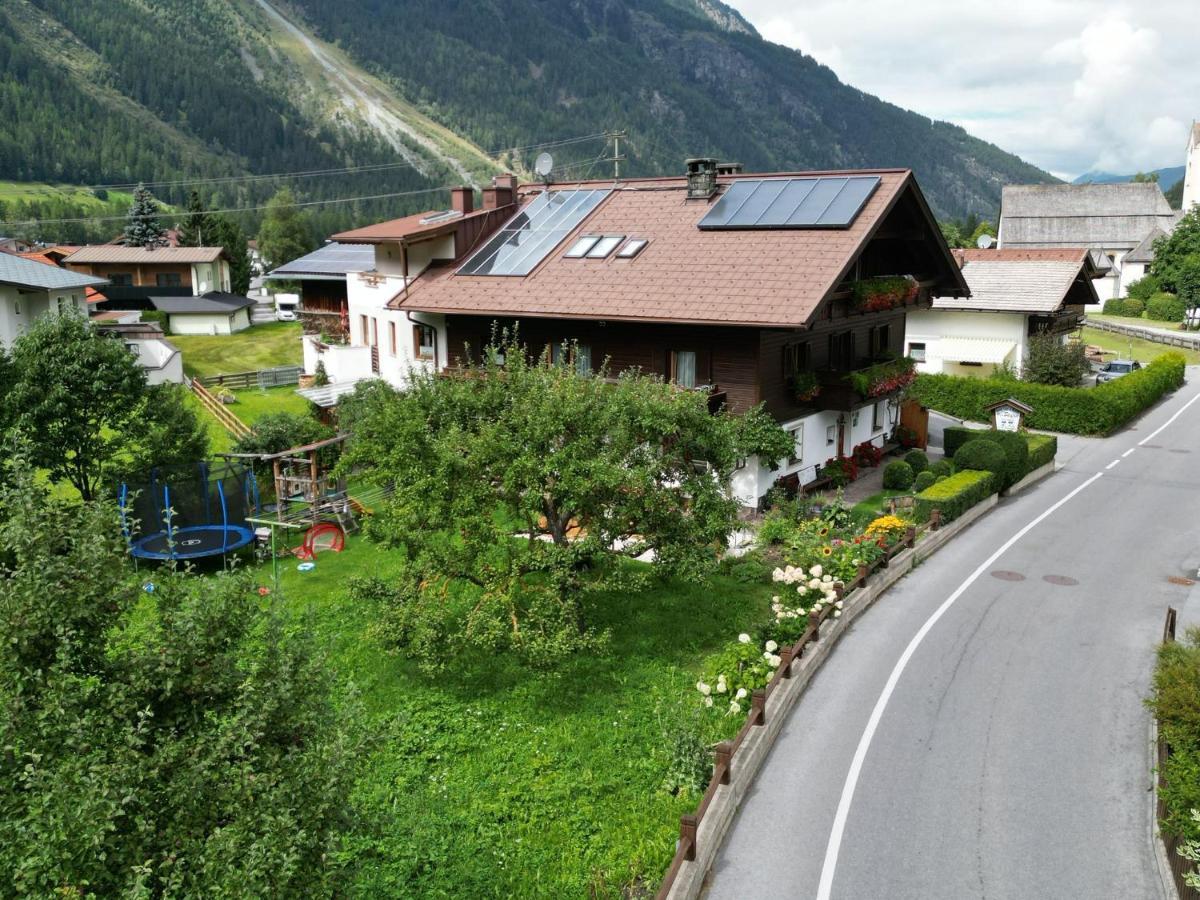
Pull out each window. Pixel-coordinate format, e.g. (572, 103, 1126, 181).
(826, 424, 836, 446)
(670, 350, 697, 388)
(873, 402, 884, 431)
(389, 321, 397, 357)
(586, 235, 625, 259)
(360, 315, 369, 345)
(851, 409, 860, 428)
(414, 323, 436, 359)
(552, 341, 592, 374)
(110, 273, 133, 286)
(908, 341, 927, 362)
(573, 344, 592, 375)
(788, 425, 804, 467)
(371, 318, 379, 347)
(617, 238, 648, 258)
(13, 299, 19, 315)
(870, 324, 891, 358)
(564, 235, 600, 258)
(156, 272, 182, 287)
(829, 332, 855, 371)
(782, 341, 811, 378)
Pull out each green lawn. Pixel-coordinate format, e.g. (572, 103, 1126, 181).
(262, 538, 772, 897)
(1080, 326, 1200, 366)
(224, 384, 314, 425)
(172, 322, 303, 378)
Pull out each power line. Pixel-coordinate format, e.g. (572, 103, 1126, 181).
(0, 154, 615, 229)
(0, 133, 611, 196)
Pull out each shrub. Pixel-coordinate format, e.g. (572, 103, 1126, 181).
(913, 470, 936, 492)
(934, 474, 948, 483)
(1146, 292, 1186, 323)
(852, 440, 884, 468)
(930, 458, 954, 478)
(1023, 332, 1090, 386)
(954, 439, 1007, 476)
(820, 456, 858, 487)
(1126, 274, 1162, 302)
(914, 470, 997, 523)
(903, 449, 929, 474)
(1124, 297, 1146, 316)
(1103, 298, 1130, 316)
(1150, 628, 1200, 844)
(882, 460, 914, 490)
(1025, 433, 1057, 471)
(980, 430, 1029, 489)
(910, 353, 1187, 435)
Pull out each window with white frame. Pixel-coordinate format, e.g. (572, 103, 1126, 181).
(908, 341, 927, 362)
(788, 424, 804, 466)
(826, 424, 836, 446)
(873, 401, 884, 431)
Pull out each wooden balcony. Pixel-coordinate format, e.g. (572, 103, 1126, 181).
(811, 357, 918, 412)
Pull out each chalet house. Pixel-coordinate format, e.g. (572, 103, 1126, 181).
(998, 183, 1178, 299)
(266, 241, 375, 338)
(905, 248, 1102, 379)
(0, 252, 107, 348)
(323, 163, 965, 505)
(63, 245, 232, 307)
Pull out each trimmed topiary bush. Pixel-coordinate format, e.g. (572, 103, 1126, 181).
(1146, 292, 1186, 323)
(930, 458, 954, 478)
(1123, 297, 1146, 316)
(904, 449, 929, 474)
(914, 470, 997, 523)
(934, 474, 948, 483)
(954, 439, 1007, 476)
(882, 460, 915, 490)
(910, 353, 1186, 435)
(1102, 298, 1129, 316)
(1025, 433, 1057, 472)
(913, 470, 936, 492)
(943, 426, 989, 458)
(980, 430, 1029, 489)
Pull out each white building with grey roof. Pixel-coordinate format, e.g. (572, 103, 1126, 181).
(998, 182, 1179, 300)
(0, 252, 107, 348)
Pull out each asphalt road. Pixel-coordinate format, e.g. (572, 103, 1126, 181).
(707, 372, 1200, 900)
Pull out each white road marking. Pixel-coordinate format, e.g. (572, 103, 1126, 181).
(1138, 391, 1200, 446)
(816, 472, 1103, 900)
(1106, 460, 1121, 470)
(816, 387, 1200, 900)
(1122, 448, 1136, 458)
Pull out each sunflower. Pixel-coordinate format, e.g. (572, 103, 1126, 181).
(821, 545, 834, 557)
(818, 526, 830, 537)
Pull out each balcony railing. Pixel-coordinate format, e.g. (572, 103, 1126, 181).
(808, 357, 918, 411)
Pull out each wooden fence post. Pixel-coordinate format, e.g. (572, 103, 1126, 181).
(931, 508, 941, 531)
(750, 689, 766, 726)
(679, 814, 697, 861)
(856, 564, 868, 588)
(1164, 606, 1178, 644)
(714, 741, 732, 784)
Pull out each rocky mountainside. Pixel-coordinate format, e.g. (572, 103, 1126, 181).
(0, 0, 1053, 238)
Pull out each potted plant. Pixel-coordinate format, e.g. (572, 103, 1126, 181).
(788, 371, 821, 402)
(852, 276, 919, 312)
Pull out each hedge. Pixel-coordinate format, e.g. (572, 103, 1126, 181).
(953, 440, 1007, 479)
(914, 470, 997, 524)
(1025, 433, 1057, 472)
(943, 427, 1057, 485)
(1146, 292, 1186, 323)
(912, 353, 1186, 435)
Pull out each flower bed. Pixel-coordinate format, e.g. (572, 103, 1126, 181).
(852, 276, 919, 312)
(847, 356, 918, 398)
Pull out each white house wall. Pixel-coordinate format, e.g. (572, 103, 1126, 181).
(0, 286, 88, 348)
(168, 309, 249, 335)
(905, 308, 1027, 378)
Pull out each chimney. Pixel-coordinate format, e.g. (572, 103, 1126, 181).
(482, 173, 519, 210)
(450, 186, 474, 215)
(686, 158, 719, 199)
(716, 161, 744, 176)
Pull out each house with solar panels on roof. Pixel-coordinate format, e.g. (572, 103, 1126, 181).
(265, 241, 376, 338)
(319, 161, 966, 505)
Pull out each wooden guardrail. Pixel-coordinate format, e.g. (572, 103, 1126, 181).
(656, 513, 940, 898)
(1156, 606, 1200, 899)
(204, 365, 302, 391)
(189, 376, 252, 440)
(1085, 317, 1200, 351)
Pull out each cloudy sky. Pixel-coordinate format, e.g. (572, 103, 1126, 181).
(726, 0, 1197, 180)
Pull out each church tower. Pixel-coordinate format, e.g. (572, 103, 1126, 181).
(1185, 122, 1200, 210)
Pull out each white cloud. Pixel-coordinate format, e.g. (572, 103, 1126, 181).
(727, 0, 1198, 179)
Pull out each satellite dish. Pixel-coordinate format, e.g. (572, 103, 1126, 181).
(976, 233, 995, 250)
(534, 152, 554, 181)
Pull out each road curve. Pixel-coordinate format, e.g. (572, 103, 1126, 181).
(706, 374, 1200, 900)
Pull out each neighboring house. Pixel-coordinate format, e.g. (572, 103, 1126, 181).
(330, 163, 966, 506)
(266, 241, 375, 338)
(997, 183, 1178, 299)
(1185, 122, 1199, 211)
(905, 248, 1102, 379)
(18, 245, 81, 267)
(149, 292, 255, 335)
(0, 236, 35, 253)
(63, 246, 232, 306)
(0, 252, 107, 348)
(94, 319, 184, 385)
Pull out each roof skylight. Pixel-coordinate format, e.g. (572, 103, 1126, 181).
(564, 235, 601, 258)
(585, 235, 624, 259)
(617, 238, 648, 258)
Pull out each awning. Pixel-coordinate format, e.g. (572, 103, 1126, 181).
(936, 337, 1016, 364)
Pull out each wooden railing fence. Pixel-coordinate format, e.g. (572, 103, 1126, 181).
(655, 512, 941, 898)
(203, 365, 302, 391)
(1157, 606, 1200, 900)
(189, 377, 252, 440)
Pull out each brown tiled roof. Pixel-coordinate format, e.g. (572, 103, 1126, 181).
(332, 207, 498, 244)
(64, 245, 226, 264)
(395, 169, 965, 328)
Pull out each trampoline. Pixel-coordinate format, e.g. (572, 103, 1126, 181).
(119, 461, 260, 562)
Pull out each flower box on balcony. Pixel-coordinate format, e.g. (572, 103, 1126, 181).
(814, 357, 917, 411)
(852, 276, 919, 312)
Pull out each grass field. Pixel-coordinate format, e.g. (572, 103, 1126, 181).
(1080, 326, 1200, 366)
(224, 384, 314, 424)
(262, 538, 771, 897)
(0, 180, 136, 208)
(171, 323, 303, 378)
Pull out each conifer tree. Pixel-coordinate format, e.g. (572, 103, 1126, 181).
(122, 183, 167, 247)
(177, 189, 215, 247)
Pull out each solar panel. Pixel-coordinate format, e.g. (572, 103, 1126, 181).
(697, 176, 880, 230)
(458, 189, 610, 276)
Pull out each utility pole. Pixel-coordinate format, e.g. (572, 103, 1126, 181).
(607, 130, 627, 180)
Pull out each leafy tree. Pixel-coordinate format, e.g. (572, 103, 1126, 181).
(177, 193, 253, 294)
(5, 313, 146, 501)
(1131, 171, 1160, 183)
(0, 462, 361, 897)
(122, 183, 167, 248)
(258, 188, 314, 270)
(1022, 331, 1089, 386)
(1153, 206, 1200, 297)
(1177, 255, 1200, 312)
(338, 337, 792, 670)
(939, 221, 965, 249)
(968, 220, 997, 247)
(124, 383, 210, 475)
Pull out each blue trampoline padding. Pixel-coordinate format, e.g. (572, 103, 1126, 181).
(130, 525, 256, 560)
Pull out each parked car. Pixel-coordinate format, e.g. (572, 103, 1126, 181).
(1095, 359, 1141, 385)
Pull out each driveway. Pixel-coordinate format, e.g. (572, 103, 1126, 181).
(705, 377, 1200, 899)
